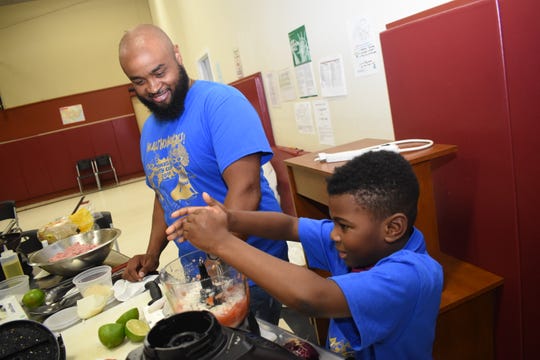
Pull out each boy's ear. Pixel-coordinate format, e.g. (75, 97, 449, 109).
(382, 213, 408, 244)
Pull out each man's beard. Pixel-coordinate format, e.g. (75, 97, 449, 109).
(137, 64, 190, 121)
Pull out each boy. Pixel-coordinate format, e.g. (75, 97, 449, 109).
(166, 150, 443, 359)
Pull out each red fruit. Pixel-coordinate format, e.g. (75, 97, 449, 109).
(283, 338, 320, 359)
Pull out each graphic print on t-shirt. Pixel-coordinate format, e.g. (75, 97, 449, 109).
(145, 132, 197, 212)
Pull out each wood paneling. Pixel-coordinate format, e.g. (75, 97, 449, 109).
(0, 85, 143, 204)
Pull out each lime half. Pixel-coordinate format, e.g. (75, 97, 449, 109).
(116, 307, 139, 326)
(125, 319, 150, 342)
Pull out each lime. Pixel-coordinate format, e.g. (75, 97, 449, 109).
(98, 323, 125, 349)
(125, 319, 150, 343)
(115, 307, 139, 326)
(21, 289, 45, 308)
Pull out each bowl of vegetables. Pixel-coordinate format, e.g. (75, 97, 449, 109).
(28, 228, 121, 277)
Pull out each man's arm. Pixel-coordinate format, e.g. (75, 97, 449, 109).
(123, 194, 168, 281)
(146, 194, 169, 258)
(221, 153, 262, 211)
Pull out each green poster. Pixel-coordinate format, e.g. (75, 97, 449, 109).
(288, 25, 311, 66)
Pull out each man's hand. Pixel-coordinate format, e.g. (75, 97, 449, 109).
(122, 254, 159, 282)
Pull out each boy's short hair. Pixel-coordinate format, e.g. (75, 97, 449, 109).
(327, 150, 419, 229)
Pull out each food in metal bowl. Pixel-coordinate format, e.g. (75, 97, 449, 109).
(160, 250, 249, 328)
(28, 228, 121, 277)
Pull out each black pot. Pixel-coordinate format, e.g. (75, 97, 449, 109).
(0, 319, 66, 360)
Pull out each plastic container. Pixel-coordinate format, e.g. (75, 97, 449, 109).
(0, 275, 29, 302)
(72, 265, 112, 299)
(0, 247, 24, 279)
(43, 306, 81, 333)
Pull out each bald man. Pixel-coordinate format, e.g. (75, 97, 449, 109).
(118, 24, 288, 324)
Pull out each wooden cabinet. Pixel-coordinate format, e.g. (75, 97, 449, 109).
(285, 139, 503, 359)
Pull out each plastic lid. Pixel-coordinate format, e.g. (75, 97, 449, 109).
(1, 247, 16, 259)
(43, 306, 81, 332)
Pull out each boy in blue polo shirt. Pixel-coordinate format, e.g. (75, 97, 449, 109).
(167, 150, 443, 359)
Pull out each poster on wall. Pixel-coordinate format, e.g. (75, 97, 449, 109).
(233, 48, 244, 79)
(288, 25, 311, 66)
(289, 25, 318, 98)
(295, 63, 318, 98)
(294, 101, 315, 134)
(59, 104, 85, 125)
(347, 17, 380, 77)
(312, 100, 335, 145)
(319, 54, 348, 97)
(278, 68, 297, 102)
(263, 72, 281, 107)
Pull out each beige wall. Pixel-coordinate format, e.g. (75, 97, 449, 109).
(149, 0, 448, 151)
(1, 0, 448, 151)
(0, 0, 152, 108)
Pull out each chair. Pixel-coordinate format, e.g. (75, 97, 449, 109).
(94, 154, 119, 188)
(94, 211, 119, 251)
(0, 200, 22, 235)
(76, 158, 100, 193)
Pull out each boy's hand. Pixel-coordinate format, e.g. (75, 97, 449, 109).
(180, 192, 230, 252)
(165, 193, 228, 245)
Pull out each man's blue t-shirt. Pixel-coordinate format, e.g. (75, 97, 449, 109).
(299, 218, 443, 359)
(140, 80, 288, 262)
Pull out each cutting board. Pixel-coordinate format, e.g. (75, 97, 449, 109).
(61, 291, 151, 359)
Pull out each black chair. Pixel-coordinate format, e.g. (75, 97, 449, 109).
(94, 154, 119, 188)
(94, 211, 119, 251)
(76, 158, 100, 193)
(16, 229, 43, 256)
(0, 200, 21, 235)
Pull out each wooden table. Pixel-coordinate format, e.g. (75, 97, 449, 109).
(284, 139, 504, 359)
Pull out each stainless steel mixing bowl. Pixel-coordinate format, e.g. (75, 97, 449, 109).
(28, 228, 121, 277)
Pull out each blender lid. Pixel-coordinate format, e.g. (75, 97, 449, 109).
(0, 319, 66, 359)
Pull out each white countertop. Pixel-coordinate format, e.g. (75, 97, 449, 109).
(60, 291, 342, 359)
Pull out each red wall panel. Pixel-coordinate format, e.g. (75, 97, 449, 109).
(0, 143, 28, 201)
(112, 116, 143, 175)
(0, 85, 143, 204)
(14, 138, 55, 198)
(380, 0, 535, 358)
(0, 84, 133, 142)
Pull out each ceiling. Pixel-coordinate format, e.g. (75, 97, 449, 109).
(0, 0, 34, 6)
(0, 0, 85, 30)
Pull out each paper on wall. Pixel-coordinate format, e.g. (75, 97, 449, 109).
(278, 68, 297, 102)
(347, 17, 380, 77)
(319, 54, 347, 97)
(312, 100, 335, 145)
(294, 101, 315, 134)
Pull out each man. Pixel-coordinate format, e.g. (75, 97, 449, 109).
(118, 24, 288, 324)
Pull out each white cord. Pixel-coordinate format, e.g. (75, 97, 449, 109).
(314, 139, 434, 163)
